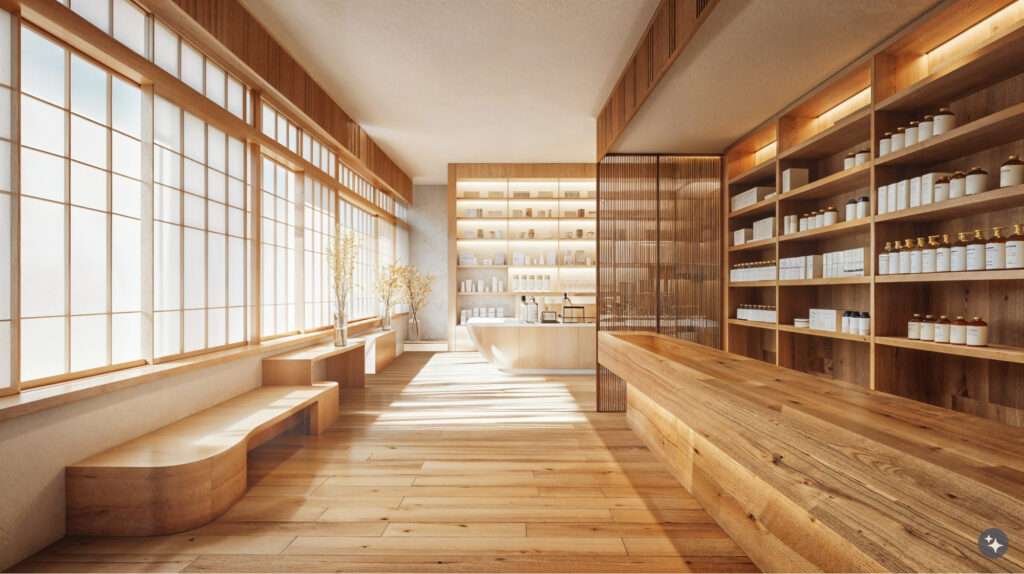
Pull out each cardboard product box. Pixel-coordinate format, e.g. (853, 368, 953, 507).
(805, 254, 823, 278)
(809, 308, 842, 332)
(752, 217, 775, 241)
(782, 168, 809, 193)
(921, 172, 951, 205)
(909, 176, 922, 208)
(731, 186, 775, 212)
(887, 183, 898, 213)
(734, 228, 753, 246)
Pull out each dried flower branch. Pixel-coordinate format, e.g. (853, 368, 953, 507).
(398, 264, 435, 327)
(374, 260, 403, 317)
(326, 224, 359, 322)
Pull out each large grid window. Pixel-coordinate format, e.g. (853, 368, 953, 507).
(340, 201, 376, 321)
(0, 10, 11, 392)
(260, 157, 297, 338)
(304, 178, 336, 331)
(153, 95, 247, 358)
(67, 0, 147, 57)
(19, 27, 143, 383)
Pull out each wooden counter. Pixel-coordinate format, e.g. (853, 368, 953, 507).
(466, 319, 595, 373)
(599, 331, 1024, 572)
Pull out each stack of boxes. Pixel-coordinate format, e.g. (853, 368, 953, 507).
(730, 186, 774, 212)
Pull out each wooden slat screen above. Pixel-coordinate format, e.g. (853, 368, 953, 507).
(597, 0, 720, 159)
(169, 0, 413, 203)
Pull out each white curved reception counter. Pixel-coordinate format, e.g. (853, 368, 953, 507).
(465, 318, 596, 374)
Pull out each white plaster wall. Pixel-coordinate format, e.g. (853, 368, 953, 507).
(408, 185, 449, 341)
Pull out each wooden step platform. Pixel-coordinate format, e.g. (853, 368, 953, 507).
(66, 383, 339, 536)
(262, 340, 365, 387)
(599, 331, 1024, 572)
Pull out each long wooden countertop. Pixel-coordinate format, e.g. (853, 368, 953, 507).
(599, 331, 1024, 572)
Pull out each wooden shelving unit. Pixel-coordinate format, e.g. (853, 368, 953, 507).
(723, 0, 1024, 426)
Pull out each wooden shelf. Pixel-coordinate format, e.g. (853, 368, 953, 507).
(780, 163, 871, 202)
(779, 106, 871, 160)
(778, 218, 870, 242)
(779, 276, 870, 286)
(512, 291, 595, 296)
(875, 102, 1024, 167)
(456, 217, 507, 222)
(727, 237, 776, 252)
(729, 280, 776, 288)
(778, 324, 870, 343)
(875, 24, 1024, 112)
(457, 265, 508, 270)
(729, 158, 776, 186)
(875, 336, 1024, 365)
(727, 319, 777, 330)
(456, 238, 507, 242)
(457, 292, 510, 296)
(728, 196, 777, 219)
(875, 270, 1024, 283)
(875, 184, 1024, 223)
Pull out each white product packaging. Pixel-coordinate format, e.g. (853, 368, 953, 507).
(876, 188, 887, 215)
(920, 172, 951, 205)
(896, 179, 909, 211)
(805, 254, 823, 279)
(782, 168, 809, 193)
(966, 170, 987, 196)
(731, 186, 774, 212)
(809, 308, 842, 332)
(887, 183, 898, 213)
(909, 177, 922, 208)
(752, 217, 776, 241)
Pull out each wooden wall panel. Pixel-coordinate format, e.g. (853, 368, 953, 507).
(596, 155, 722, 411)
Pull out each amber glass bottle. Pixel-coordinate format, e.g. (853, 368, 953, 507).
(950, 316, 968, 345)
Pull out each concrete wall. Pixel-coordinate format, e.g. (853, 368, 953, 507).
(408, 185, 449, 341)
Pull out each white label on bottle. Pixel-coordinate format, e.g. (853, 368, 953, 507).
(908, 321, 920, 340)
(910, 251, 922, 274)
(923, 250, 936, 273)
(889, 252, 899, 274)
(986, 243, 1006, 270)
(951, 246, 967, 271)
(899, 251, 911, 274)
(934, 324, 950, 343)
(936, 248, 950, 272)
(858, 317, 869, 336)
(1007, 240, 1024, 269)
(966, 244, 985, 271)
(920, 322, 934, 341)
(966, 325, 988, 347)
(879, 253, 889, 275)
(1001, 165, 1023, 187)
(950, 325, 966, 345)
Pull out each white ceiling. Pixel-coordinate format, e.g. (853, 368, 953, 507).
(240, 0, 660, 185)
(613, 0, 942, 154)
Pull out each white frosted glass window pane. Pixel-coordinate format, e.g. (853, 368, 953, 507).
(276, 306, 285, 334)
(261, 192, 274, 220)
(154, 184, 180, 224)
(207, 169, 225, 204)
(153, 20, 178, 76)
(180, 41, 203, 92)
(302, 133, 312, 162)
(228, 237, 244, 306)
(0, 322, 9, 389)
(0, 12, 11, 86)
(0, 87, 11, 140)
(21, 28, 65, 106)
(276, 116, 287, 146)
(207, 200, 225, 234)
(112, 175, 140, 218)
(22, 96, 65, 155)
(70, 314, 107, 372)
(228, 307, 243, 343)
(154, 222, 180, 311)
(112, 133, 141, 179)
(207, 234, 225, 307)
(205, 60, 225, 106)
(275, 168, 286, 199)
(228, 178, 244, 209)
(227, 77, 243, 118)
(183, 309, 204, 352)
(70, 116, 108, 169)
(183, 228, 205, 308)
(154, 96, 181, 151)
(112, 0, 146, 56)
(228, 206, 244, 238)
(112, 215, 140, 312)
(154, 311, 180, 357)
(111, 312, 140, 363)
(70, 207, 108, 315)
(111, 78, 141, 138)
(183, 193, 205, 229)
(288, 125, 297, 154)
(0, 196, 8, 319)
(261, 104, 274, 138)
(261, 158, 273, 192)
(276, 246, 287, 303)
(71, 0, 110, 33)
(154, 147, 181, 188)
(261, 244, 274, 304)
(21, 149, 64, 202)
(21, 198, 65, 317)
(184, 158, 204, 197)
(208, 307, 225, 348)
(183, 113, 205, 162)
(207, 127, 225, 172)
(227, 137, 244, 179)
(70, 161, 107, 211)
(71, 55, 108, 125)
(261, 306, 273, 337)
(21, 317, 66, 380)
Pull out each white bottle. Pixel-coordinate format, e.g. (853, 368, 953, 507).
(910, 240, 922, 274)
(951, 234, 968, 272)
(889, 246, 900, 274)
(899, 241, 911, 274)
(1007, 224, 1024, 269)
(908, 314, 921, 340)
(966, 230, 986, 271)
(527, 297, 539, 323)
(922, 237, 937, 273)
(518, 296, 527, 321)
(542, 275, 551, 291)
(986, 227, 1006, 270)
(858, 312, 869, 336)
(936, 235, 951, 273)
(878, 244, 890, 275)
(512, 274, 520, 291)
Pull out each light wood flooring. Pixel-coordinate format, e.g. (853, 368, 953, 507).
(14, 351, 757, 573)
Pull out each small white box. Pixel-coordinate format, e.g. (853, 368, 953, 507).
(896, 179, 909, 211)
(887, 183, 898, 213)
(921, 172, 951, 205)
(877, 186, 887, 215)
(752, 217, 775, 241)
(782, 168, 810, 193)
(731, 186, 774, 212)
(805, 254, 823, 278)
(809, 308, 842, 332)
(909, 176, 922, 208)
(734, 228, 753, 246)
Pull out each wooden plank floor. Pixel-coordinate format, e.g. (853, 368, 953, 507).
(14, 352, 758, 573)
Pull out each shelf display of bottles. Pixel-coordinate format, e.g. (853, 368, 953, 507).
(907, 314, 988, 347)
(879, 225, 1024, 274)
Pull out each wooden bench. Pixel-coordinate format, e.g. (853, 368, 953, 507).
(262, 340, 366, 387)
(66, 382, 338, 536)
(600, 331, 1024, 572)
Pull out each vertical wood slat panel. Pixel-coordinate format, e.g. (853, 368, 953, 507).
(597, 155, 721, 411)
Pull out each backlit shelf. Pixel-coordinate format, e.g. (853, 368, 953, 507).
(779, 106, 871, 161)
(778, 218, 870, 242)
(875, 270, 1024, 283)
(874, 184, 1024, 223)
(778, 324, 870, 343)
(727, 319, 777, 330)
(780, 163, 871, 202)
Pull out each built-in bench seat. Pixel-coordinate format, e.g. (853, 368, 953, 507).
(262, 340, 366, 386)
(599, 331, 1024, 572)
(66, 382, 338, 536)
